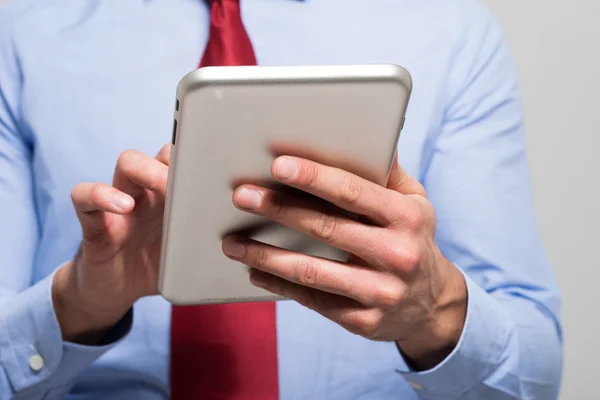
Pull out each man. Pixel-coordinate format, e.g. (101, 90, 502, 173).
(0, 0, 562, 399)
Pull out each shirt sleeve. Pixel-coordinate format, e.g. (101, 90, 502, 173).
(0, 6, 132, 399)
(394, 2, 562, 399)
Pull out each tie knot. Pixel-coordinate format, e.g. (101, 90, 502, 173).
(200, 0, 256, 67)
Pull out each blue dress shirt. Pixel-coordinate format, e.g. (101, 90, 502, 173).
(0, 0, 562, 399)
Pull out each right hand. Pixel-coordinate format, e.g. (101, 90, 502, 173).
(52, 145, 171, 343)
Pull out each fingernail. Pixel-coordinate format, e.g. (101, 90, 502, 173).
(222, 239, 246, 259)
(250, 271, 269, 288)
(111, 194, 133, 211)
(274, 157, 299, 181)
(236, 188, 263, 210)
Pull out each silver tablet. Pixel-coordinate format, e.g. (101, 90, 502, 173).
(159, 64, 412, 305)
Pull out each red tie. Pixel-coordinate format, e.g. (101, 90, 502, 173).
(170, 1, 279, 399)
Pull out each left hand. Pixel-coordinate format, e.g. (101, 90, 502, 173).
(222, 155, 468, 369)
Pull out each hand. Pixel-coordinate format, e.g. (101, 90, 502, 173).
(52, 145, 171, 344)
(223, 156, 468, 369)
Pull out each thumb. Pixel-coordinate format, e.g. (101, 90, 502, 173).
(387, 152, 426, 196)
(155, 143, 171, 165)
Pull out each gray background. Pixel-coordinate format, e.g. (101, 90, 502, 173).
(482, 0, 599, 398)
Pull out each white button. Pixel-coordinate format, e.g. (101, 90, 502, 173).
(408, 381, 424, 390)
(28, 354, 44, 372)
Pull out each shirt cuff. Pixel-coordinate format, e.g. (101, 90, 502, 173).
(395, 267, 515, 398)
(0, 267, 133, 393)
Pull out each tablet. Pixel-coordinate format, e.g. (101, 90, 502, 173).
(159, 64, 412, 305)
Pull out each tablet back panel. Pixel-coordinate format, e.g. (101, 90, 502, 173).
(159, 65, 412, 304)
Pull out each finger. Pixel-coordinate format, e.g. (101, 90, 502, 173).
(223, 237, 398, 306)
(386, 155, 426, 196)
(112, 150, 169, 198)
(249, 269, 386, 339)
(72, 182, 134, 214)
(271, 156, 402, 226)
(232, 185, 385, 265)
(71, 182, 134, 239)
(155, 143, 171, 165)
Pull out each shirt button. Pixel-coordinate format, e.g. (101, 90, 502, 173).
(408, 381, 424, 390)
(28, 354, 44, 372)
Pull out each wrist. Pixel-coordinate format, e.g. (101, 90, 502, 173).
(52, 262, 128, 344)
(397, 258, 467, 370)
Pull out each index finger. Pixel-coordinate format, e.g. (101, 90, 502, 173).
(113, 150, 169, 198)
(271, 156, 402, 226)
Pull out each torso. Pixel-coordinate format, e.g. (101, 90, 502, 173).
(15, 0, 469, 397)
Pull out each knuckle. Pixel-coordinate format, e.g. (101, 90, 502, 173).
(295, 258, 319, 286)
(339, 174, 362, 204)
(82, 225, 108, 243)
(374, 283, 404, 308)
(404, 203, 425, 231)
(302, 163, 319, 188)
(90, 183, 104, 201)
(385, 243, 423, 274)
(80, 183, 107, 210)
(309, 213, 338, 240)
(383, 192, 404, 225)
(353, 313, 382, 339)
(253, 246, 270, 270)
(116, 150, 139, 172)
(400, 245, 423, 273)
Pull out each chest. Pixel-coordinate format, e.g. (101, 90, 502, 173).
(18, 1, 450, 275)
